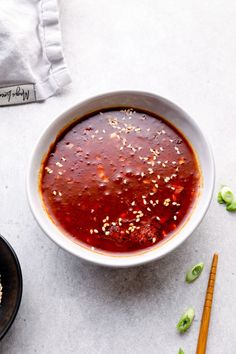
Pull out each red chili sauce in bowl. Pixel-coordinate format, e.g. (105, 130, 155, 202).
(40, 109, 201, 253)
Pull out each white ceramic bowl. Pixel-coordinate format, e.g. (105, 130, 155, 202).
(27, 91, 215, 267)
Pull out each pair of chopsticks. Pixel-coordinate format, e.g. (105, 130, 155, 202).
(196, 253, 218, 354)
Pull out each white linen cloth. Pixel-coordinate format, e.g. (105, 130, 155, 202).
(0, 0, 71, 105)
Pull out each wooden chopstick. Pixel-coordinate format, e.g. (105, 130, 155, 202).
(196, 253, 218, 354)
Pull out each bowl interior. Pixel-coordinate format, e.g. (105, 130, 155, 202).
(27, 91, 214, 267)
(0, 235, 22, 339)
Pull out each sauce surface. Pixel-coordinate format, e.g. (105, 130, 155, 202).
(40, 109, 201, 253)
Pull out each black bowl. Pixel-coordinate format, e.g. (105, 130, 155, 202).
(0, 235, 23, 340)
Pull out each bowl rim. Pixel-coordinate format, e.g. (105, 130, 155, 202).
(27, 90, 215, 267)
(0, 234, 23, 340)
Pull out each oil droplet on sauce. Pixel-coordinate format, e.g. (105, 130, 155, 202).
(40, 109, 200, 253)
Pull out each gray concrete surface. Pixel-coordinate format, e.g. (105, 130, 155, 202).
(0, 1, 236, 353)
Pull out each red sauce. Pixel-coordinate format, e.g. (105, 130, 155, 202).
(40, 109, 201, 253)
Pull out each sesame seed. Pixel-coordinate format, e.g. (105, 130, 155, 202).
(94, 229, 99, 234)
(66, 143, 74, 149)
(56, 162, 63, 167)
(45, 167, 53, 174)
(163, 198, 171, 206)
(90, 229, 93, 234)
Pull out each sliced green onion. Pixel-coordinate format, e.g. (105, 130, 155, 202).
(176, 307, 195, 333)
(226, 201, 236, 212)
(178, 349, 185, 354)
(217, 191, 225, 204)
(186, 262, 204, 283)
(220, 186, 234, 204)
